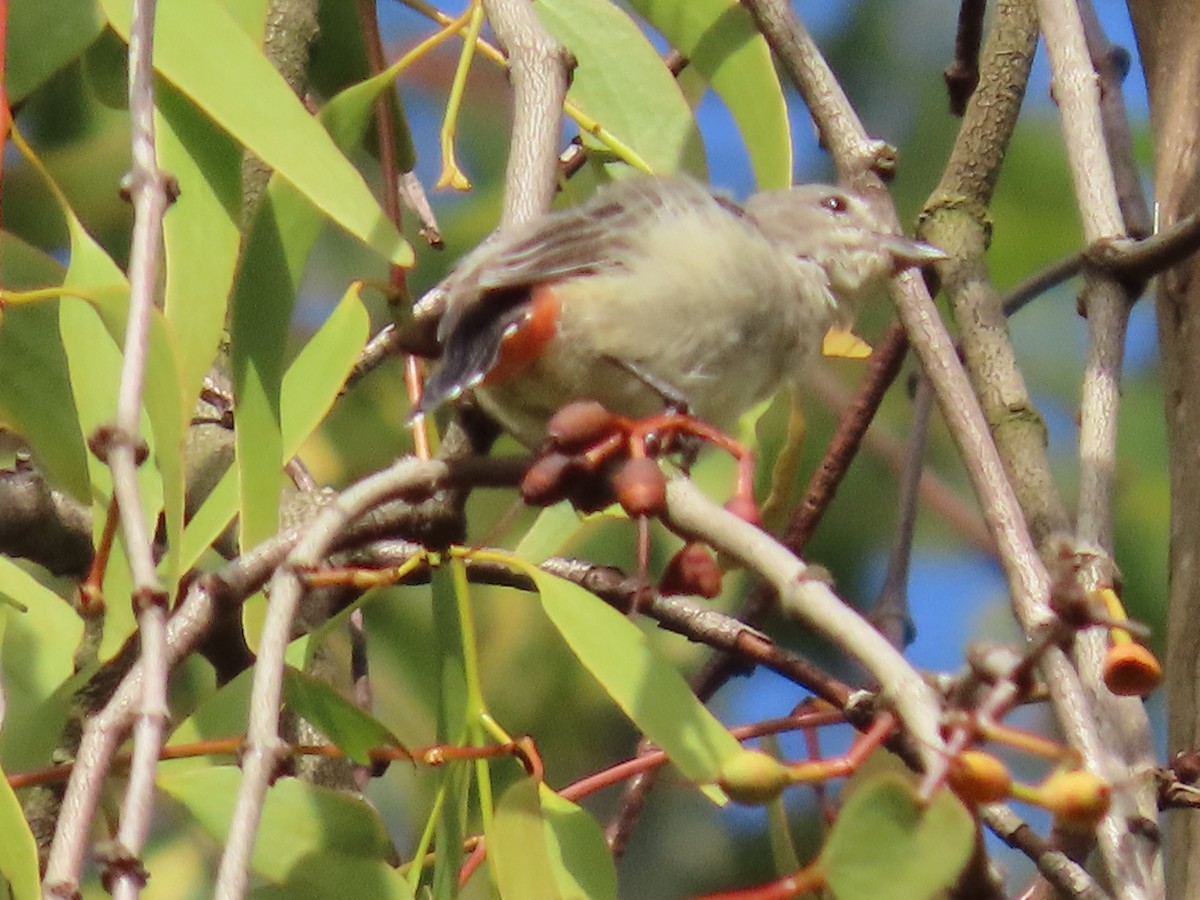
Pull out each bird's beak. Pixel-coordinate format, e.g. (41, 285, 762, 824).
(879, 234, 948, 268)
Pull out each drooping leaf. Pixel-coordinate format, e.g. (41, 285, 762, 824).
(14, 127, 187, 643)
(282, 666, 408, 766)
(180, 283, 368, 571)
(0, 299, 89, 500)
(157, 83, 243, 409)
(819, 774, 974, 900)
(158, 767, 397, 883)
(7, 0, 104, 102)
(99, 0, 412, 267)
(0, 756, 41, 900)
(535, 0, 706, 177)
(250, 852, 415, 900)
(227, 50, 395, 548)
(490, 778, 562, 900)
(430, 563, 471, 899)
(511, 558, 742, 788)
(0, 560, 83, 774)
(540, 787, 618, 900)
(627, 0, 792, 189)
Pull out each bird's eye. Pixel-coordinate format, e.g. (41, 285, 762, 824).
(820, 194, 849, 214)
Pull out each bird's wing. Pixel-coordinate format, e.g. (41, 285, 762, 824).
(440, 176, 735, 334)
(479, 176, 731, 289)
(418, 177, 739, 415)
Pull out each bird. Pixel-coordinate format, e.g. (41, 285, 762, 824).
(415, 175, 944, 447)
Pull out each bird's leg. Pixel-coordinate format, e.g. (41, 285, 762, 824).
(604, 356, 692, 413)
(601, 356, 705, 471)
(624, 412, 761, 527)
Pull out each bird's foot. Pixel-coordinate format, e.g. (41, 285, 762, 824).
(518, 401, 762, 607)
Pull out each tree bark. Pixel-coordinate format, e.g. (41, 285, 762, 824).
(1126, 3, 1200, 896)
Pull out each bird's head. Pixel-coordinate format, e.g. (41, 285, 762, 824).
(745, 185, 945, 309)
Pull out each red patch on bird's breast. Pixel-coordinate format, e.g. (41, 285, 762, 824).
(481, 285, 562, 385)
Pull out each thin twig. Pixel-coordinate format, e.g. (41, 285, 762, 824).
(213, 457, 451, 899)
(1086, 213, 1200, 280)
(983, 805, 1113, 900)
(1036, 0, 1161, 893)
(41, 528, 299, 898)
(480, 0, 571, 228)
(944, 0, 987, 115)
(103, 0, 173, 895)
(872, 371, 934, 648)
(805, 365, 995, 555)
(740, 0, 889, 185)
(664, 479, 946, 775)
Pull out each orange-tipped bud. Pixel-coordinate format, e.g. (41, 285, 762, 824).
(1103, 642, 1163, 697)
(946, 750, 1013, 805)
(613, 457, 667, 517)
(660, 542, 723, 598)
(718, 749, 793, 806)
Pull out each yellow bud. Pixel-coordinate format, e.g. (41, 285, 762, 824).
(718, 750, 793, 806)
(947, 750, 1012, 805)
(1038, 770, 1111, 830)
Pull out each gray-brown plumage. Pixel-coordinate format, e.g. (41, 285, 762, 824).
(418, 175, 943, 445)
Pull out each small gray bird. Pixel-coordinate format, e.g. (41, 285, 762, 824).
(417, 175, 943, 445)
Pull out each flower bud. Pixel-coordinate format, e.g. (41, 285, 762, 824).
(546, 401, 620, 452)
(613, 457, 667, 517)
(520, 453, 575, 506)
(946, 750, 1012, 805)
(718, 750, 793, 806)
(660, 543, 722, 598)
(1102, 642, 1162, 697)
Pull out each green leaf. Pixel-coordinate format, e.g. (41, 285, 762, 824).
(227, 53, 390, 547)
(627, 0, 792, 189)
(16, 125, 187, 625)
(158, 83, 243, 409)
(513, 505, 597, 564)
(250, 852, 415, 900)
(535, 0, 705, 177)
(277, 283, 370, 479)
(311, 0, 417, 172)
(0, 236, 89, 497)
(0, 559, 82, 771)
(491, 779, 562, 900)
(181, 283, 368, 570)
(430, 564, 470, 900)
(0, 758, 41, 900)
(820, 774, 974, 900)
(540, 787, 618, 900)
(219, 0, 271, 40)
(158, 767, 397, 883)
(516, 560, 742, 786)
(0, 299, 90, 500)
(7, 0, 104, 102)
(282, 667, 408, 766)
(99, 0, 412, 267)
